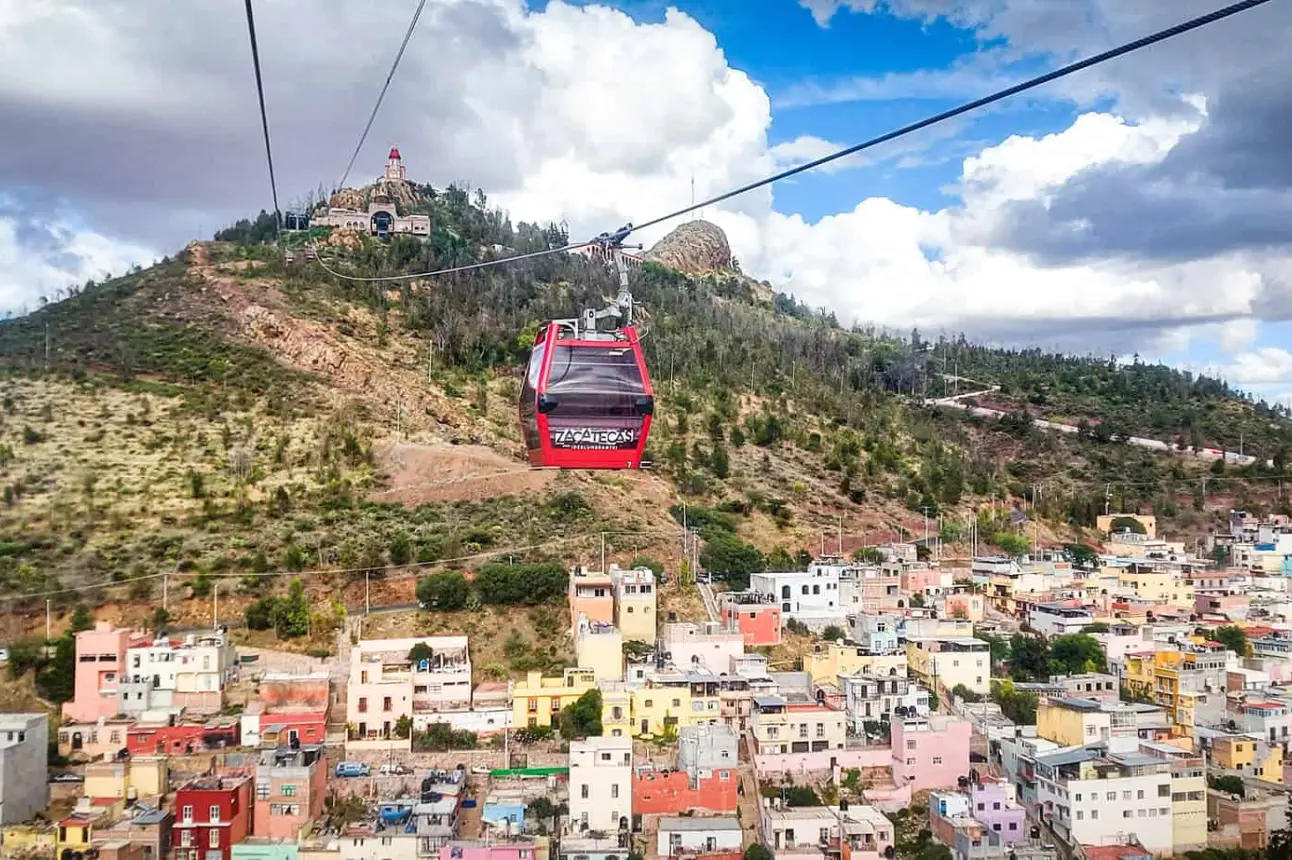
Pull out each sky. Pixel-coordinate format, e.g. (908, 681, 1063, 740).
(2, 0, 1292, 405)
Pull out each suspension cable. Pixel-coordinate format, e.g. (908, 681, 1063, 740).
(338, 0, 429, 191)
(243, 0, 281, 234)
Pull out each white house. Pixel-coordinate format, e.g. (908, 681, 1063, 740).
(1029, 603, 1095, 638)
(751, 566, 844, 629)
(657, 817, 742, 856)
(659, 622, 745, 672)
(0, 713, 49, 825)
(569, 736, 632, 835)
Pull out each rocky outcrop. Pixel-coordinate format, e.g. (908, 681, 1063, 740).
(323, 178, 423, 215)
(644, 220, 732, 275)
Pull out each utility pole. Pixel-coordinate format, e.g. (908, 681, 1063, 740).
(837, 515, 843, 555)
(1104, 484, 1112, 516)
(163, 573, 169, 613)
(365, 570, 371, 615)
(213, 583, 219, 628)
(45, 599, 51, 642)
(44, 323, 50, 372)
(601, 532, 607, 574)
(920, 506, 935, 549)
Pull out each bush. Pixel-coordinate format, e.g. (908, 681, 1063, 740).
(474, 562, 566, 605)
(416, 571, 470, 610)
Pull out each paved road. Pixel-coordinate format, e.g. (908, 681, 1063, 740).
(929, 386, 1271, 468)
(698, 581, 720, 622)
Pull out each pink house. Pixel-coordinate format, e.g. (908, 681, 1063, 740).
(891, 715, 970, 792)
(66, 622, 149, 722)
(438, 841, 541, 860)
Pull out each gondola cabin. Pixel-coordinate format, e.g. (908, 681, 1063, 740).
(520, 321, 654, 469)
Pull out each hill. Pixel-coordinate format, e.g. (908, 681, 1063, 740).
(0, 178, 1288, 636)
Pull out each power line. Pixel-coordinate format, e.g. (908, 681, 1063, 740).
(243, 0, 281, 232)
(338, 0, 429, 191)
(627, 0, 1273, 235)
(307, 0, 1272, 283)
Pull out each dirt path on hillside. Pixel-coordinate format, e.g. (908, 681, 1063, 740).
(369, 441, 554, 504)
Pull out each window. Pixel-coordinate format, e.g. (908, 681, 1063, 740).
(182, 806, 193, 823)
(611, 785, 619, 799)
(181, 832, 192, 848)
(1158, 785, 1171, 797)
(1105, 792, 1115, 801)
(209, 830, 220, 849)
(1137, 789, 1144, 799)
(1123, 810, 1133, 819)
(282, 784, 297, 797)
(1076, 812, 1084, 821)
(209, 805, 221, 823)
(358, 698, 368, 713)
(906, 758, 915, 765)
(1008, 823, 1017, 831)
(383, 697, 393, 712)
(907, 740, 916, 750)
(1075, 794, 1082, 801)
(581, 785, 589, 799)
(816, 723, 825, 738)
(933, 756, 943, 765)
(993, 802, 1000, 810)
(1091, 811, 1098, 820)
(256, 782, 270, 800)
(1122, 791, 1131, 801)
(802, 585, 809, 595)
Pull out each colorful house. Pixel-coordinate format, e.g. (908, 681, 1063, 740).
(891, 716, 971, 792)
(173, 775, 253, 860)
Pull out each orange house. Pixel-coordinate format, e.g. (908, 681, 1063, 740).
(719, 594, 781, 646)
(633, 724, 739, 814)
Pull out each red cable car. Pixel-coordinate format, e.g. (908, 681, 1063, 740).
(518, 226, 653, 469)
(519, 320, 654, 469)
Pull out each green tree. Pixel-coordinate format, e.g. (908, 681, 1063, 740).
(35, 633, 76, 703)
(393, 715, 413, 739)
(389, 533, 413, 566)
(559, 689, 603, 738)
(151, 607, 171, 632)
(710, 443, 730, 479)
(744, 846, 773, 860)
(994, 532, 1029, 556)
(408, 642, 434, 663)
(699, 533, 765, 585)
(1109, 516, 1147, 535)
(630, 556, 664, 577)
(1213, 625, 1250, 658)
(271, 579, 310, 639)
(1208, 774, 1245, 797)
(1009, 633, 1049, 681)
(416, 571, 470, 611)
(1049, 633, 1106, 674)
(991, 679, 1039, 724)
(68, 605, 94, 635)
(822, 625, 844, 642)
(951, 683, 982, 703)
(1065, 543, 1100, 569)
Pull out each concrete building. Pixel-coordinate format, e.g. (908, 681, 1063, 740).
(122, 630, 236, 715)
(57, 718, 133, 760)
(749, 696, 847, 756)
(569, 736, 631, 836)
(839, 672, 929, 733)
(0, 713, 48, 825)
(906, 638, 991, 696)
(347, 636, 471, 747)
(1033, 745, 1174, 855)
(966, 779, 1025, 844)
(633, 725, 738, 815)
(574, 618, 622, 682)
(253, 746, 327, 840)
(804, 642, 906, 685)
(569, 567, 615, 628)
(717, 592, 782, 646)
(891, 716, 971, 792)
(67, 622, 151, 722)
(656, 818, 741, 858)
(612, 566, 657, 643)
(91, 805, 172, 860)
(1139, 740, 1206, 851)
(314, 150, 431, 237)
(511, 669, 597, 730)
(174, 775, 253, 860)
(659, 622, 744, 673)
(1028, 603, 1095, 638)
(847, 614, 901, 654)
(750, 566, 844, 629)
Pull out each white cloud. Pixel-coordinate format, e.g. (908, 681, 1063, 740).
(0, 205, 156, 312)
(0, 0, 1288, 360)
(1212, 347, 1292, 387)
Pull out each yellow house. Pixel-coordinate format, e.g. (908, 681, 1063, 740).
(1117, 568, 1194, 610)
(631, 683, 692, 736)
(1037, 698, 1111, 747)
(512, 668, 598, 729)
(1257, 743, 1285, 783)
(1211, 735, 1257, 770)
(57, 808, 110, 856)
(1122, 647, 1229, 731)
(2, 823, 58, 857)
(84, 761, 130, 799)
(600, 684, 633, 738)
(129, 756, 168, 797)
(804, 643, 906, 684)
(906, 638, 991, 696)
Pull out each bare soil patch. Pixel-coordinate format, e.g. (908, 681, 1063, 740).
(370, 441, 554, 504)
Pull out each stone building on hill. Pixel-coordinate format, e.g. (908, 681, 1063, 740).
(314, 148, 430, 238)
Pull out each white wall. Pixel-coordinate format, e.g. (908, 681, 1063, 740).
(570, 737, 632, 834)
(412, 708, 512, 734)
(1040, 771, 1174, 854)
(657, 824, 741, 855)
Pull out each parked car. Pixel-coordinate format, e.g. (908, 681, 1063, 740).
(379, 763, 412, 776)
(335, 761, 371, 778)
(50, 772, 84, 783)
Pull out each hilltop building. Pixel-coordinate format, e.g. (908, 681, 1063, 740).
(314, 148, 430, 237)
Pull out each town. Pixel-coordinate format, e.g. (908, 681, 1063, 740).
(2, 508, 1292, 860)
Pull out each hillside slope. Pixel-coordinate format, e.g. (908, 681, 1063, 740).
(0, 181, 1288, 630)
